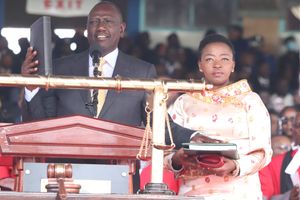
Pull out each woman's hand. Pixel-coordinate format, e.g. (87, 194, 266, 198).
(172, 148, 198, 170)
(190, 132, 223, 143)
(205, 157, 237, 177)
(171, 148, 218, 176)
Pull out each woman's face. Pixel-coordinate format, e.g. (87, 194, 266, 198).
(198, 42, 235, 89)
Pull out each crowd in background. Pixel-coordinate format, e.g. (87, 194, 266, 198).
(0, 24, 299, 154)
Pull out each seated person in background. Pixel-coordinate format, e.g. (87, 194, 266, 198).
(279, 106, 297, 138)
(271, 135, 291, 156)
(269, 109, 280, 136)
(164, 34, 272, 199)
(259, 111, 300, 200)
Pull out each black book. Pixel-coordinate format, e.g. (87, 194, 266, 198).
(30, 16, 52, 76)
(182, 142, 239, 160)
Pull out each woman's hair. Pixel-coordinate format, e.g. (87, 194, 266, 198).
(198, 34, 235, 60)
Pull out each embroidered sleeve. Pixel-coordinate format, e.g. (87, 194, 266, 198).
(237, 92, 273, 177)
(168, 94, 186, 126)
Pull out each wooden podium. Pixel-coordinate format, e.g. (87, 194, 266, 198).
(0, 115, 147, 193)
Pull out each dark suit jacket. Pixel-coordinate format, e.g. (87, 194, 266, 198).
(23, 50, 194, 146)
(25, 50, 155, 127)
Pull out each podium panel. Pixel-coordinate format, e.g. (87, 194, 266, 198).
(0, 115, 146, 192)
(23, 162, 129, 194)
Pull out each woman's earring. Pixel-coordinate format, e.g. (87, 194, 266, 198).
(232, 69, 234, 72)
(199, 69, 203, 72)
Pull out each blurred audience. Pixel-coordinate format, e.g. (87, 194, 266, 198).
(277, 36, 299, 93)
(70, 27, 89, 53)
(17, 38, 30, 59)
(0, 41, 22, 123)
(269, 79, 295, 113)
(134, 31, 156, 63)
(278, 106, 297, 138)
(259, 109, 300, 200)
(271, 135, 292, 156)
(269, 109, 280, 136)
(227, 24, 249, 72)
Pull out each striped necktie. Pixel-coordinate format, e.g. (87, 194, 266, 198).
(92, 57, 107, 117)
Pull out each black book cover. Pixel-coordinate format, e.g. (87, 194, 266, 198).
(30, 16, 52, 75)
(182, 142, 239, 160)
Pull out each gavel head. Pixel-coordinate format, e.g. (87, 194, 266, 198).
(47, 163, 72, 179)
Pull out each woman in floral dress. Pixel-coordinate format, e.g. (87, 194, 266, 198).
(165, 34, 272, 200)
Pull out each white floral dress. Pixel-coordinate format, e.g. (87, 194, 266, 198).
(166, 79, 273, 200)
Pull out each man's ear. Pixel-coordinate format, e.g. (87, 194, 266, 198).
(120, 22, 126, 37)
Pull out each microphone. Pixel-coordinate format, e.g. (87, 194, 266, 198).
(85, 102, 94, 107)
(85, 101, 96, 116)
(89, 43, 102, 66)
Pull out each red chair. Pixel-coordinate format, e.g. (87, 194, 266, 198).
(0, 155, 13, 179)
(0, 123, 13, 179)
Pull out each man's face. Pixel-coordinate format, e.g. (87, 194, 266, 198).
(292, 113, 300, 145)
(87, 3, 126, 56)
(270, 113, 279, 135)
(281, 108, 297, 137)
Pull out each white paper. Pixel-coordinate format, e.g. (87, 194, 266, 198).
(290, 173, 300, 186)
(40, 179, 111, 193)
(285, 150, 300, 174)
(285, 150, 300, 186)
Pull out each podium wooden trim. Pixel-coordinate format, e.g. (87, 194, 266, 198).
(0, 192, 205, 200)
(0, 115, 149, 193)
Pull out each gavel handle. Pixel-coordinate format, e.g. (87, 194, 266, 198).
(56, 178, 67, 200)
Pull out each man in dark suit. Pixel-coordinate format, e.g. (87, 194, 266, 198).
(22, 1, 155, 127)
(21, 0, 202, 147)
(21, 1, 201, 193)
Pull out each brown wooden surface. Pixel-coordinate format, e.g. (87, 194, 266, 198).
(0, 115, 148, 159)
(0, 192, 204, 200)
(0, 115, 149, 192)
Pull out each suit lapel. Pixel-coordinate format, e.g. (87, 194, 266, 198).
(99, 51, 130, 117)
(70, 51, 91, 110)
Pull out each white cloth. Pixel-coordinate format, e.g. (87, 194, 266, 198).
(25, 87, 39, 102)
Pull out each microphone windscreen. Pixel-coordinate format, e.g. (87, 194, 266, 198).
(89, 43, 102, 58)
